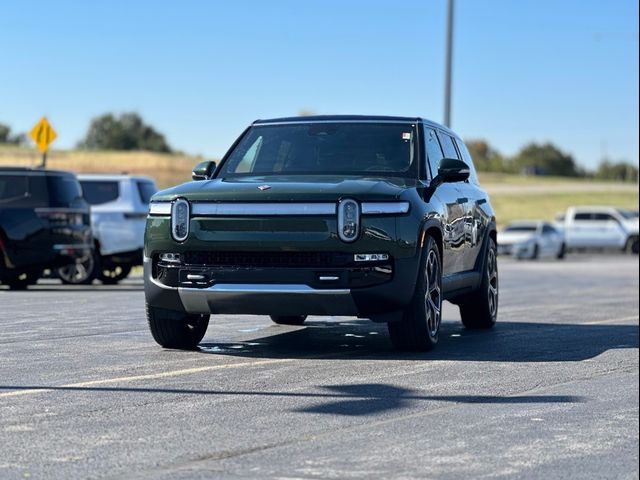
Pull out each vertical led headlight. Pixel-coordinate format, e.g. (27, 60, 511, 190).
(171, 198, 190, 242)
(338, 198, 360, 242)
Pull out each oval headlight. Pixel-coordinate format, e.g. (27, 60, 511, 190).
(171, 198, 190, 242)
(338, 198, 360, 243)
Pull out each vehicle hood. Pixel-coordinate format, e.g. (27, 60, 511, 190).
(497, 231, 537, 245)
(151, 176, 419, 203)
(623, 218, 639, 233)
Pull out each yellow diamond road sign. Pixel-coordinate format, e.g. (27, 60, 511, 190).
(30, 117, 57, 153)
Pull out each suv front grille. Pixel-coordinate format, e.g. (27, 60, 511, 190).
(183, 251, 353, 268)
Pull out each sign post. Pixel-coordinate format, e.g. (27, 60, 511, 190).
(30, 117, 57, 168)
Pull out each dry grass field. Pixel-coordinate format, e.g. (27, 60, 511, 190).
(2, 145, 637, 227)
(0, 145, 201, 188)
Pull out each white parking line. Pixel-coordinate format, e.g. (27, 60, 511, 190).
(0, 358, 292, 399)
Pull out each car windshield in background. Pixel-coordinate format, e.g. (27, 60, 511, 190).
(81, 181, 119, 205)
(617, 208, 639, 220)
(504, 225, 538, 232)
(137, 181, 156, 204)
(220, 123, 418, 178)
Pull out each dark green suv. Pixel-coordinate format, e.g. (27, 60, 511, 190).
(144, 116, 498, 351)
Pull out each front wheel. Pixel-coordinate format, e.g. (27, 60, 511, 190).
(146, 304, 209, 349)
(625, 236, 639, 255)
(387, 236, 442, 351)
(270, 315, 307, 325)
(459, 237, 498, 329)
(531, 243, 539, 260)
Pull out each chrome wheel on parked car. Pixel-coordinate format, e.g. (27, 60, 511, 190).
(57, 252, 97, 285)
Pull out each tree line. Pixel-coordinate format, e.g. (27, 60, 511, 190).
(1, 114, 638, 182)
(465, 139, 638, 182)
(0, 112, 171, 153)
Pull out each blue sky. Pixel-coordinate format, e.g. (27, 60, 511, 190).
(1, 0, 638, 169)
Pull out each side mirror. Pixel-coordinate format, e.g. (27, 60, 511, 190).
(437, 158, 470, 183)
(192, 160, 217, 181)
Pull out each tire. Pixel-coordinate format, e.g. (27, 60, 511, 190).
(387, 236, 442, 351)
(146, 304, 209, 349)
(459, 237, 498, 329)
(57, 251, 98, 285)
(269, 315, 307, 325)
(4, 271, 41, 290)
(99, 263, 132, 285)
(624, 236, 639, 255)
(556, 242, 566, 260)
(531, 243, 539, 260)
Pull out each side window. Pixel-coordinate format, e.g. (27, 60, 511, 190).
(593, 213, 620, 225)
(80, 181, 120, 205)
(423, 127, 444, 179)
(542, 224, 556, 235)
(454, 138, 480, 185)
(436, 131, 459, 159)
(574, 212, 592, 221)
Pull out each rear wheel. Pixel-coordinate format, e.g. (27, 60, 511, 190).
(57, 251, 97, 285)
(146, 304, 209, 349)
(4, 271, 40, 290)
(387, 236, 442, 351)
(269, 315, 307, 325)
(99, 263, 132, 284)
(459, 237, 498, 329)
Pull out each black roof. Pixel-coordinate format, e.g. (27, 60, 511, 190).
(251, 115, 458, 137)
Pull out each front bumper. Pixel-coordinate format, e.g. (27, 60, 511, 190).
(144, 255, 419, 319)
(498, 242, 534, 259)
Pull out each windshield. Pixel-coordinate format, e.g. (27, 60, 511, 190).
(219, 123, 418, 178)
(503, 225, 538, 232)
(617, 208, 639, 220)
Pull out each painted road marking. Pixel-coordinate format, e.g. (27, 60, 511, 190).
(0, 358, 291, 399)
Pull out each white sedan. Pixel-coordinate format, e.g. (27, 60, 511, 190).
(497, 221, 566, 260)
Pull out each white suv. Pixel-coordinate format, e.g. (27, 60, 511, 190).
(57, 174, 157, 284)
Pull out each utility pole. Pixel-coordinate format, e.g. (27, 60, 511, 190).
(444, 0, 454, 128)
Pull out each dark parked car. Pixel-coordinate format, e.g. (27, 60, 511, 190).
(0, 167, 92, 289)
(144, 115, 498, 351)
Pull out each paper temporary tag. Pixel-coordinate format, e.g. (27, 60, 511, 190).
(402, 132, 411, 140)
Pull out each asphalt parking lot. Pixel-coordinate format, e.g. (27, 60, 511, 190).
(0, 255, 638, 479)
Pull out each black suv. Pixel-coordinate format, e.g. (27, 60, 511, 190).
(144, 116, 498, 351)
(0, 167, 92, 289)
